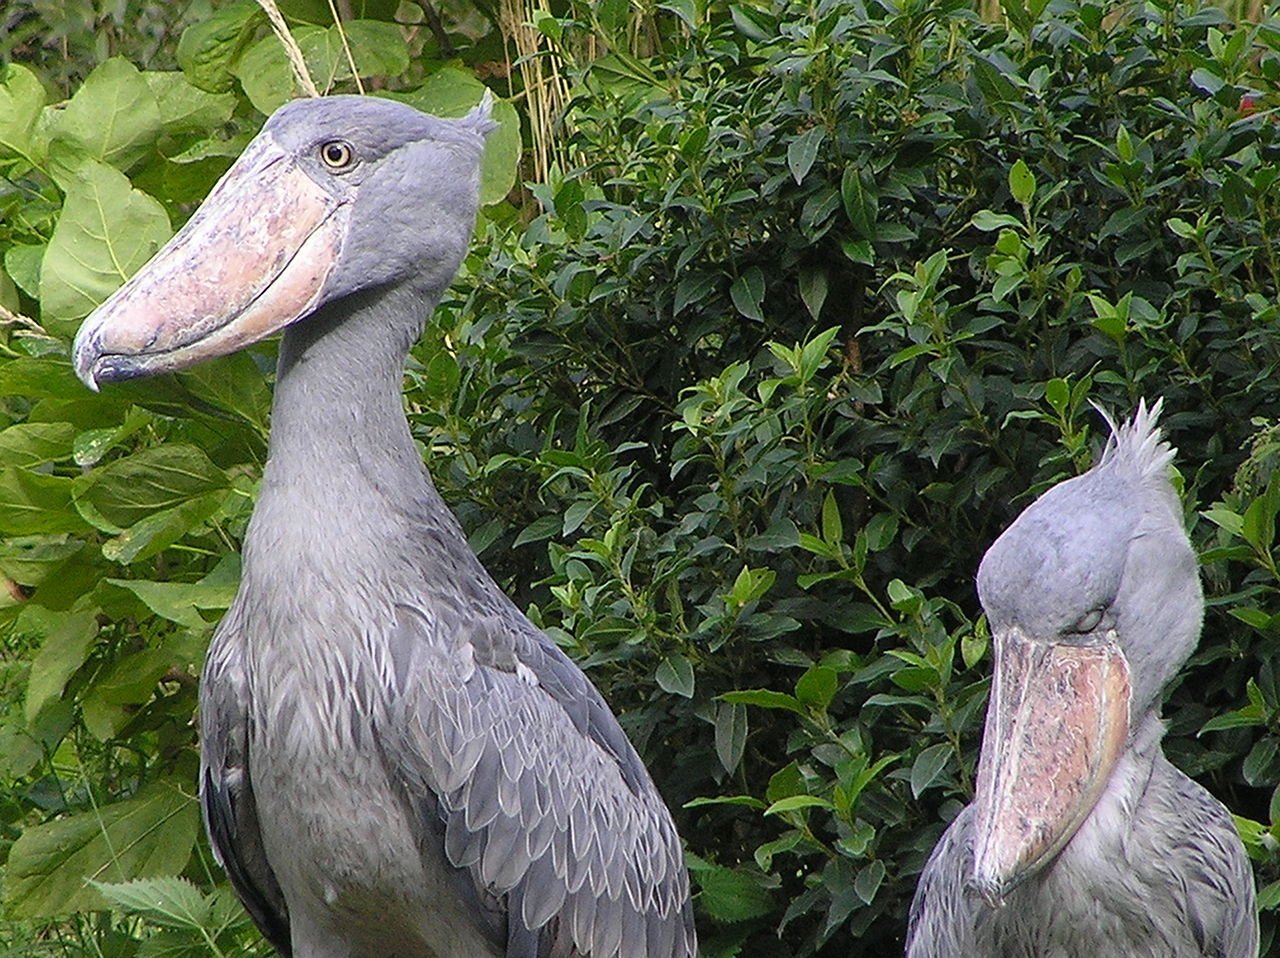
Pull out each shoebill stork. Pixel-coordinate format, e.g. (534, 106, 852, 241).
(906, 403, 1258, 957)
(71, 95, 696, 958)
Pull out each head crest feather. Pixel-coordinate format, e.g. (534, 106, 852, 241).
(460, 89, 499, 138)
(1092, 397, 1175, 483)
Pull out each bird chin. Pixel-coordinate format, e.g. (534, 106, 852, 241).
(72, 132, 349, 389)
(969, 625, 1131, 906)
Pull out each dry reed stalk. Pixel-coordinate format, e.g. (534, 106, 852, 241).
(500, 0, 573, 182)
(255, 0, 320, 97)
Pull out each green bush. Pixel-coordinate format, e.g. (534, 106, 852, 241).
(3, 0, 1280, 956)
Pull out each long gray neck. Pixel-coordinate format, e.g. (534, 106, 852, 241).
(240, 283, 458, 594)
(265, 284, 433, 500)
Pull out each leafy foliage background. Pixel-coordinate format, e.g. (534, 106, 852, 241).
(2, 0, 1280, 955)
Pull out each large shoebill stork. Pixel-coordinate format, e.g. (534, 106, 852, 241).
(906, 403, 1258, 957)
(71, 95, 696, 958)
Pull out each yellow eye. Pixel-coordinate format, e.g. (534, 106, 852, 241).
(319, 140, 354, 169)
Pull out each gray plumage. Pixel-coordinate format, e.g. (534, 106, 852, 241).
(906, 402, 1258, 958)
(73, 96, 695, 958)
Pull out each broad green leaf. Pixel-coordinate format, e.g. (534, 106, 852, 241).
(1008, 158, 1036, 206)
(0, 422, 75, 468)
(4, 780, 199, 918)
(1044, 377, 1069, 415)
(0, 539, 84, 590)
(910, 742, 952, 798)
(682, 795, 767, 809)
(787, 125, 826, 184)
(394, 70, 523, 206)
(142, 72, 238, 133)
(103, 491, 230, 565)
(342, 20, 411, 78)
(23, 607, 99, 722)
(841, 165, 878, 238)
(854, 860, 886, 904)
(107, 578, 238, 631)
(171, 351, 270, 434)
(0, 63, 46, 162)
(175, 0, 263, 93)
(795, 665, 838, 710)
(90, 876, 210, 931)
(764, 794, 834, 815)
(0, 467, 92, 536)
(719, 688, 805, 714)
(655, 653, 695, 698)
(234, 25, 329, 115)
(82, 649, 174, 740)
(730, 267, 765, 322)
(75, 444, 227, 531)
(691, 864, 774, 923)
(6, 243, 44, 297)
(799, 266, 829, 321)
(715, 701, 748, 773)
(48, 58, 162, 173)
(40, 160, 171, 333)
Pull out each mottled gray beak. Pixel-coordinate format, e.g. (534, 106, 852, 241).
(72, 132, 349, 389)
(970, 626, 1131, 905)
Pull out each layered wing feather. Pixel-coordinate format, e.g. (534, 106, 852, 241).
(199, 619, 293, 955)
(381, 603, 696, 958)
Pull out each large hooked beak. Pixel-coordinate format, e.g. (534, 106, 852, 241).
(970, 626, 1131, 905)
(72, 132, 349, 389)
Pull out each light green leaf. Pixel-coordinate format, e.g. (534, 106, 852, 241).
(691, 864, 774, 923)
(0, 422, 75, 468)
(4, 780, 199, 918)
(342, 20, 411, 78)
(1009, 158, 1036, 206)
(720, 688, 805, 714)
(40, 160, 171, 334)
(24, 607, 99, 722)
(394, 70, 523, 206)
(0, 63, 46, 162)
(74, 445, 228, 531)
(764, 794, 834, 815)
(795, 665, 838, 710)
(655, 654, 695, 698)
(0, 467, 92, 536)
(107, 578, 238, 631)
(48, 58, 162, 173)
(910, 743, 952, 798)
(787, 125, 826, 184)
(730, 267, 765, 322)
(6, 243, 44, 298)
(142, 72, 237, 133)
(715, 701, 747, 773)
(91, 876, 210, 931)
(234, 25, 328, 115)
(176, 0, 262, 93)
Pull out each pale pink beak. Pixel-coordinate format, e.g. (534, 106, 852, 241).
(970, 626, 1131, 904)
(72, 132, 349, 388)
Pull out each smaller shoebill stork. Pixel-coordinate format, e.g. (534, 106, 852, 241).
(71, 95, 696, 958)
(906, 402, 1258, 958)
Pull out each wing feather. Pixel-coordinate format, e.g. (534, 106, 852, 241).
(199, 625, 293, 956)
(382, 603, 696, 958)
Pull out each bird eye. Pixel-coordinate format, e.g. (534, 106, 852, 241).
(319, 140, 355, 170)
(1069, 608, 1105, 635)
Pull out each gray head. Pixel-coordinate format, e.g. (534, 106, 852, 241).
(967, 400, 1201, 904)
(977, 399, 1200, 718)
(72, 93, 496, 387)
